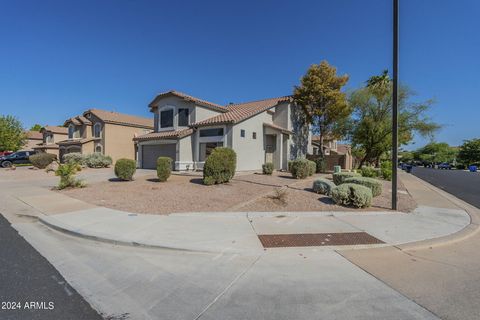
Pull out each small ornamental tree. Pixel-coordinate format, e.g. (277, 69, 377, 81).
(0, 115, 26, 151)
(293, 61, 351, 158)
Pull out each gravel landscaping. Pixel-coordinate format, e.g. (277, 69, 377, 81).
(59, 171, 416, 214)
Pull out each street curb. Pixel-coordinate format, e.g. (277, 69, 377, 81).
(396, 173, 480, 251)
(38, 215, 228, 255)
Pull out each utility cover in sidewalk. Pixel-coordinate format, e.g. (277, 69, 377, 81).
(258, 232, 384, 248)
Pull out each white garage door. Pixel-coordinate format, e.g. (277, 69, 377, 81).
(141, 144, 176, 169)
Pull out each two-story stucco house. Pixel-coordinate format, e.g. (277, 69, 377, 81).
(134, 91, 312, 171)
(58, 109, 153, 162)
(311, 135, 353, 171)
(22, 131, 43, 151)
(33, 126, 69, 158)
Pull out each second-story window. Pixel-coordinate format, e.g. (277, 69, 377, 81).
(93, 123, 102, 138)
(46, 134, 53, 144)
(68, 124, 75, 139)
(178, 108, 189, 126)
(160, 109, 174, 128)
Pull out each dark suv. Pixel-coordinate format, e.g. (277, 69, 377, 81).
(0, 151, 36, 168)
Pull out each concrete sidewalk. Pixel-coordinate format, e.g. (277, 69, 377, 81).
(3, 170, 467, 253)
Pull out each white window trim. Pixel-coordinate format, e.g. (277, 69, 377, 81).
(94, 143, 103, 153)
(158, 105, 175, 132)
(93, 123, 102, 138)
(198, 126, 226, 143)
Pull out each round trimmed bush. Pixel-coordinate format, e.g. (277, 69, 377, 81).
(332, 171, 361, 185)
(344, 176, 382, 197)
(262, 162, 274, 175)
(63, 152, 86, 165)
(84, 153, 112, 168)
(289, 159, 310, 179)
(156, 157, 172, 182)
(203, 147, 237, 185)
(114, 158, 136, 181)
(30, 153, 57, 169)
(360, 166, 380, 178)
(331, 183, 372, 208)
(312, 178, 336, 195)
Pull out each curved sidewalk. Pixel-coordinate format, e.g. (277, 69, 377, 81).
(38, 205, 470, 254)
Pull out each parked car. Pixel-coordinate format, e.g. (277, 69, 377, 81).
(0, 151, 36, 168)
(0, 151, 13, 157)
(438, 163, 452, 170)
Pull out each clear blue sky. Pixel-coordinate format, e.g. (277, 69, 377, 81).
(1, 0, 478, 148)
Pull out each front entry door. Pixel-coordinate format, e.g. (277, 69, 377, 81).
(265, 135, 276, 165)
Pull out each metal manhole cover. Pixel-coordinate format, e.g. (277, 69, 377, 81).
(258, 232, 384, 248)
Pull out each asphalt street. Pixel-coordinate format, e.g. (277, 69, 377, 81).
(411, 166, 480, 208)
(0, 214, 103, 320)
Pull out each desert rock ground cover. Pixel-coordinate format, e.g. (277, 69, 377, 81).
(59, 171, 416, 214)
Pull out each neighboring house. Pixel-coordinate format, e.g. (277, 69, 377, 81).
(134, 90, 312, 171)
(33, 126, 68, 159)
(311, 135, 353, 171)
(22, 131, 43, 150)
(57, 109, 153, 162)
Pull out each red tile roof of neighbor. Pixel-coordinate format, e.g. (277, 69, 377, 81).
(133, 128, 194, 141)
(85, 109, 154, 128)
(337, 144, 351, 154)
(148, 90, 228, 113)
(64, 109, 153, 128)
(191, 96, 292, 127)
(26, 131, 43, 140)
(42, 126, 68, 134)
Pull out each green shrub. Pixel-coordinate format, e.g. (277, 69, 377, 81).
(314, 158, 327, 173)
(203, 147, 236, 185)
(289, 159, 310, 179)
(312, 178, 336, 195)
(30, 153, 57, 169)
(63, 152, 86, 165)
(381, 161, 392, 181)
(156, 157, 172, 182)
(456, 163, 466, 170)
(114, 158, 136, 181)
(307, 160, 316, 176)
(84, 153, 112, 168)
(344, 176, 382, 197)
(262, 162, 274, 175)
(55, 162, 85, 189)
(360, 166, 380, 178)
(332, 172, 361, 185)
(331, 183, 372, 208)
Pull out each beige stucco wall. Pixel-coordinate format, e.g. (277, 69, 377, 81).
(178, 135, 194, 164)
(104, 123, 149, 162)
(232, 112, 270, 171)
(22, 139, 42, 150)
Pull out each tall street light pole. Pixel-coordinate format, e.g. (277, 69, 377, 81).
(392, 0, 399, 210)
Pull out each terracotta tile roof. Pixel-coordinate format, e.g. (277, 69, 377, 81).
(26, 131, 43, 140)
(263, 122, 292, 134)
(57, 138, 95, 145)
(191, 96, 291, 127)
(133, 128, 194, 142)
(42, 126, 68, 134)
(77, 116, 92, 125)
(149, 90, 228, 113)
(85, 109, 154, 128)
(33, 143, 60, 150)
